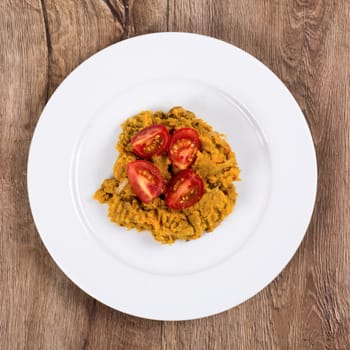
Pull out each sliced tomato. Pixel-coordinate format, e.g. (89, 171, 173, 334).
(131, 125, 170, 159)
(165, 169, 204, 210)
(127, 160, 165, 203)
(169, 128, 200, 170)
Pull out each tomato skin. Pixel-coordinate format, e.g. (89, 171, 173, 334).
(131, 125, 170, 159)
(165, 169, 204, 210)
(127, 160, 165, 203)
(168, 128, 201, 170)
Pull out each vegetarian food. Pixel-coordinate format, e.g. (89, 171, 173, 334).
(131, 125, 170, 158)
(165, 169, 204, 210)
(127, 160, 165, 204)
(94, 107, 240, 244)
(168, 128, 200, 170)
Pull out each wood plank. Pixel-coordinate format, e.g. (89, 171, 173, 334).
(0, 0, 164, 349)
(129, 0, 168, 36)
(0, 0, 49, 348)
(164, 1, 350, 349)
(42, 0, 124, 96)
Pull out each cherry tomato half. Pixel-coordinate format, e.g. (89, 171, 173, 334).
(127, 160, 165, 204)
(131, 125, 170, 159)
(168, 128, 201, 170)
(165, 169, 204, 210)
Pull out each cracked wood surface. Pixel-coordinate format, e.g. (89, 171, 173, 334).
(1, 1, 350, 349)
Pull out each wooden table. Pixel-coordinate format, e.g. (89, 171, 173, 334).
(1, 1, 349, 349)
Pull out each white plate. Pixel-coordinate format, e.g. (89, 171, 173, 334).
(28, 33, 317, 320)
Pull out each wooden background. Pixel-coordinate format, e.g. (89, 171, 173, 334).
(1, 0, 349, 349)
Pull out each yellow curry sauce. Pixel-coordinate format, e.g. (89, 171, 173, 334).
(94, 107, 240, 244)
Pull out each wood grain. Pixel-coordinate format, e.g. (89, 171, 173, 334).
(1, 0, 349, 349)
